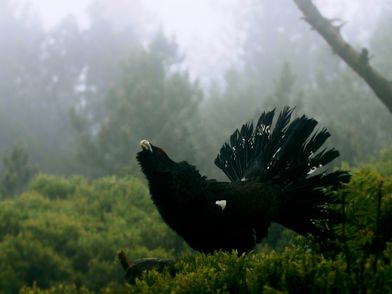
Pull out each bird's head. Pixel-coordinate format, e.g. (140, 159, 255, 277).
(137, 139, 175, 176)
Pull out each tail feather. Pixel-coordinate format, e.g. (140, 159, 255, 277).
(215, 107, 350, 240)
(214, 107, 343, 186)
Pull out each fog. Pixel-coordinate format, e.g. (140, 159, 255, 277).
(1, 0, 392, 178)
(1, 0, 392, 291)
(18, 0, 388, 83)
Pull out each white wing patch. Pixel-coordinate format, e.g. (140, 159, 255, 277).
(215, 200, 227, 210)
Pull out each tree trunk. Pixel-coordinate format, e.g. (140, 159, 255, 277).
(293, 0, 392, 113)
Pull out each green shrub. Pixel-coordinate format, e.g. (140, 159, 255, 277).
(363, 145, 392, 177)
(0, 175, 186, 293)
(123, 247, 391, 293)
(19, 283, 96, 294)
(3, 146, 392, 293)
(29, 174, 81, 200)
(0, 234, 74, 293)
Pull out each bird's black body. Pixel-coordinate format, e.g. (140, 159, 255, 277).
(137, 107, 350, 253)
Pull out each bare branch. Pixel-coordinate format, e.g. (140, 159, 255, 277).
(118, 250, 130, 271)
(293, 0, 392, 113)
(117, 250, 175, 284)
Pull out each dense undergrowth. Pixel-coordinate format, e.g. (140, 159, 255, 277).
(1, 147, 392, 293)
(0, 176, 187, 293)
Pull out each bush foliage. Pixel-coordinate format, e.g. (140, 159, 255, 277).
(1, 148, 392, 293)
(0, 175, 186, 293)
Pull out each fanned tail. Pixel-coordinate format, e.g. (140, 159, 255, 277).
(215, 107, 350, 240)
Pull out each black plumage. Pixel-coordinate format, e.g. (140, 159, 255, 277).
(137, 107, 350, 253)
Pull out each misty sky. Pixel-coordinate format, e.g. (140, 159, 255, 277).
(18, 0, 387, 84)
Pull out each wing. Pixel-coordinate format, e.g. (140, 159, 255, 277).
(205, 180, 280, 243)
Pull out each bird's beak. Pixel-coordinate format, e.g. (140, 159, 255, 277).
(215, 200, 227, 210)
(140, 139, 153, 152)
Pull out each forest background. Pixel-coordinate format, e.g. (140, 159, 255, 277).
(0, 0, 392, 292)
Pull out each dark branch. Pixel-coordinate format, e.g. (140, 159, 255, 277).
(118, 250, 175, 284)
(118, 250, 130, 271)
(293, 0, 392, 113)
